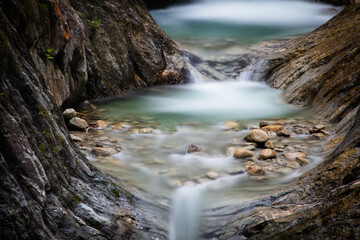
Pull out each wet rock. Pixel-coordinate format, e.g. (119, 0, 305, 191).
(188, 144, 202, 153)
(264, 140, 275, 149)
(244, 129, 269, 143)
(138, 128, 154, 134)
(246, 165, 265, 176)
(277, 129, 291, 137)
(296, 156, 310, 166)
(284, 145, 295, 152)
(68, 117, 89, 130)
(206, 171, 219, 179)
(276, 159, 301, 169)
(261, 125, 283, 133)
(223, 121, 239, 130)
(258, 149, 276, 160)
(92, 147, 118, 156)
(249, 124, 260, 130)
(259, 121, 270, 127)
(309, 124, 326, 133)
(94, 120, 108, 129)
(233, 148, 254, 159)
(274, 148, 285, 152)
(283, 152, 307, 160)
(243, 145, 256, 151)
(226, 146, 237, 156)
(267, 132, 278, 138)
(311, 133, 326, 140)
(63, 108, 77, 120)
(70, 134, 82, 142)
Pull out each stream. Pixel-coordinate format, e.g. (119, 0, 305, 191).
(74, 1, 340, 239)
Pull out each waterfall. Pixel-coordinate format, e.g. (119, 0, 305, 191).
(237, 60, 268, 82)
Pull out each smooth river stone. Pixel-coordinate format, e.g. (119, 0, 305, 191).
(233, 148, 254, 159)
(258, 149, 277, 160)
(244, 129, 269, 143)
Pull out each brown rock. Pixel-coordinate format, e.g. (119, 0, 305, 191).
(264, 140, 275, 149)
(138, 128, 154, 134)
(68, 117, 89, 130)
(188, 144, 202, 153)
(277, 129, 291, 137)
(258, 149, 277, 160)
(223, 121, 239, 130)
(311, 133, 326, 140)
(244, 129, 269, 143)
(95, 120, 108, 128)
(63, 108, 77, 120)
(259, 121, 270, 127)
(283, 152, 307, 160)
(261, 125, 283, 133)
(233, 148, 254, 159)
(247, 165, 265, 176)
(92, 147, 118, 156)
(296, 156, 310, 166)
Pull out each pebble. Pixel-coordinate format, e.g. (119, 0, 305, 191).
(296, 156, 310, 166)
(311, 133, 326, 140)
(223, 121, 239, 130)
(70, 134, 82, 142)
(247, 165, 265, 176)
(244, 129, 269, 143)
(138, 128, 154, 134)
(264, 140, 275, 149)
(92, 147, 118, 156)
(95, 120, 107, 128)
(277, 129, 291, 137)
(259, 121, 270, 127)
(243, 145, 256, 151)
(233, 148, 254, 159)
(258, 149, 277, 160)
(283, 152, 307, 160)
(188, 144, 202, 153)
(261, 125, 283, 133)
(206, 171, 219, 179)
(249, 124, 260, 130)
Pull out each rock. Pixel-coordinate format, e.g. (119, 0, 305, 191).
(284, 145, 295, 152)
(277, 129, 291, 137)
(249, 124, 260, 130)
(264, 140, 275, 149)
(223, 121, 239, 130)
(92, 147, 118, 156)
(267, 132, 278, 138)
(261, 125, 283, 133)
(188, 144, 202, 153)
(243, 145, 256, 151)
(68, 117, 89, 130)
(311, 133, 326, 140)
(63, 108, 77, 120)
(70, 134, 82, 142)
(138, 128, 154, 134)
(314, 124, 325, 130)
(244, 129, 269, 143)
(274, 148, 284, 152)
(233, 148, 254, 159)
(258, 149, 276, 160)
(259, 121, 270, 128)
(283, 152, 307, 160)
(95, 120, 108, 128)
(276, 159, 301, 169)
(226, 146, 237, 156)
(206, 171, 219, 179)
(110, 139, 118, 143)
(247, 165, 265, 176)
(296, 156, 310, 166)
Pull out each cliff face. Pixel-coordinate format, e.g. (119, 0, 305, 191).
(212, 4, 360, 239)
(0, 0, 186, 239)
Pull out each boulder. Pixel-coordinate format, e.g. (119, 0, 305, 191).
(233, 148, 254, 159)
(63, 108, 77, 120)
(258, 149, 277, 160)
(68, 117, 89, 130)
(244, 129, 269, 143)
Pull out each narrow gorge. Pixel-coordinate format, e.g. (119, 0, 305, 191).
(0, 0, 359, 239)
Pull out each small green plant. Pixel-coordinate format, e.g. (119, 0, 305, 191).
(91, 17, 101, 29)
(44, 48, 54, 60)
(110, 47, 116, 52)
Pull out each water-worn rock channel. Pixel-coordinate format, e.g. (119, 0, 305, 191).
(1, 0, 359, 239)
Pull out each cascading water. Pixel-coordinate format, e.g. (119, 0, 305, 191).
(74, 1, 340, 239)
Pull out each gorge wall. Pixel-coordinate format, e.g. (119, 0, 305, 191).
(1, 0, 359, 239)
(0, 0, 187, 239)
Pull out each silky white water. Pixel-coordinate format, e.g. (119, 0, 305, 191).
(76, 1, 339, 239)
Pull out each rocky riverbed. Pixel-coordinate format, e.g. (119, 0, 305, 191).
(66, 107, 335, 193)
